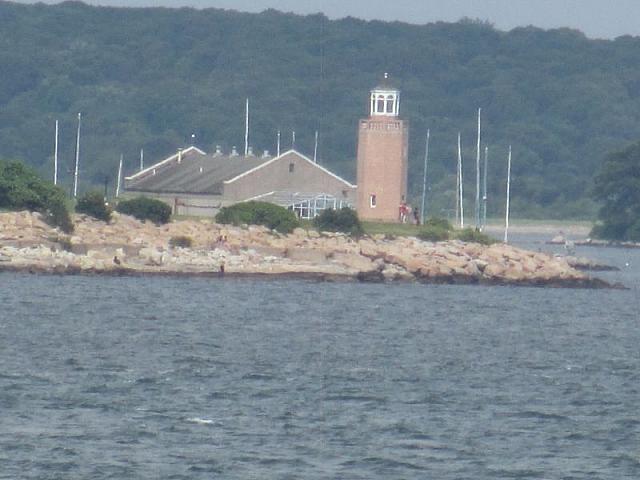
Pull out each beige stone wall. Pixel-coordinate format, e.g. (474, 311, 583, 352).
(356, 117, 409, 222)
(223, 152, 356, 204)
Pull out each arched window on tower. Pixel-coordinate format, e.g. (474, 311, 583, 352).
(386, 95, 395, 114)
(377, 95, 385, 114)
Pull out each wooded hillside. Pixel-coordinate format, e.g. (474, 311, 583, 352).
(2, 1, 640, 218)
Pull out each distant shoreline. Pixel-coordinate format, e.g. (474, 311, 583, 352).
(0, 211, 619, 289)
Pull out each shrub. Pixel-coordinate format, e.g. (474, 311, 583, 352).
(169, 235, 193, 248)
(215, 201, 299, 234)
(455, 228, 495, 245)
(76, 190, 111, 222)
(313, 207, 364, 236)
(423, 217, 453, 231)
(417, 217, 454, 242)
(0, 159, 73, 232)
(417, 225, 450, 242)
(116, 196, 172, 224)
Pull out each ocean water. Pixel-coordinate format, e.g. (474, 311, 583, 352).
(1, 243, 639, 479)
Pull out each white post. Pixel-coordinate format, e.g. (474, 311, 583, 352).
(73, 112, 81, 198)
(504, 145, 512, 244)
(420, 129, 430, 225)
(116, 154, 123, 198)
(475, 107, 481, 229)
(482, 145, 488, 230)
(244, 98, 249, 157)
(53, 120, 59, 186)
(140, 148, 144, 171)
(277, 130, 281, 157)
(292, 130, 296, 149)
(455, 141, 460, 227)
(313, 130, 319, 163)
(458, 132, 464, 229)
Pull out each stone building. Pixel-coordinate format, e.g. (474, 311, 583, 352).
(124, 146, 356, 218)
(356, 75, 409, 222)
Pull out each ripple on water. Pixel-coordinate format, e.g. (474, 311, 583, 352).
(1, 271, 639, 479)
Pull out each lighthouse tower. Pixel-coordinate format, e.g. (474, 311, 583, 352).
(356, 74, 409, 222)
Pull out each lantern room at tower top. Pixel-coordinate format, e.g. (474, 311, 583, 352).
(369, 73, 400, 117)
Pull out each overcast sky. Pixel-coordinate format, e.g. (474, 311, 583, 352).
(16, 0, 640, 39)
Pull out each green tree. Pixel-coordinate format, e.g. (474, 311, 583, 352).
(591, 141, 640, 241)
(0, 159, 73, 232)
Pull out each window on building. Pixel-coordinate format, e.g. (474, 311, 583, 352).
(376, 95, 385, 113)
(289, 162, 295, 173)
(386, 95, 395, 113)
(370, 194, 377, 208)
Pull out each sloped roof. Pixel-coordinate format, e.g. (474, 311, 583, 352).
(125, 148, 356, 195)
(125, 146, 269, 195)
(224, 149, 356, 188)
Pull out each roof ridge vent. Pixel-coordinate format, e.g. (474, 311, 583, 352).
(230, 146, 239, 157)
(262, 150, 270, 158)
(247, 146, 254, 157)
(214, 145, 223, 157)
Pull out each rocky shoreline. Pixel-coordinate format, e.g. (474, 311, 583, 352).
(0, 211, 621, 289)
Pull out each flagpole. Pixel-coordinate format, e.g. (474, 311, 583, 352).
(420, 129, 430, 225)
(139, 148, 144, 171)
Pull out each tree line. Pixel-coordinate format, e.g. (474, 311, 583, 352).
(2, 1, 640, 218)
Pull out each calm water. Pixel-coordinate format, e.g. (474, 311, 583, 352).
(1, 242, 639, 479)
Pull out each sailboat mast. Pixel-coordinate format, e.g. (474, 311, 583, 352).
(482, 145, 488, 230)
(53, 120, 59, 186)
(244, 98, 249, 157)
(116, 154, 123, 198)
(313, 130, 319, 163)
(139, 149, 144, 171)
(475, 107, 481, 229)
(458, 132, 464, 229)
(73, 112, 81, 198)
(277, 130, 281, 157)
(504, 145, 512, 243)
(420, 129, 430, 225)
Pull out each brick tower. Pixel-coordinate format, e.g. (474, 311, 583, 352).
(356, 74, 409, 222)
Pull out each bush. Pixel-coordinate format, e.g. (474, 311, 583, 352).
(0, 159, 73, 232)
(169, 235, 193, 248)
(423, 217, 453, 231)
(76, 190, 111, 222)
(215, 201, 299, 234)
(455, 228, 495, 245)
(313, 207, 363, 236)
(116, 196, 172, 224)
(417, 225, 450, 242)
